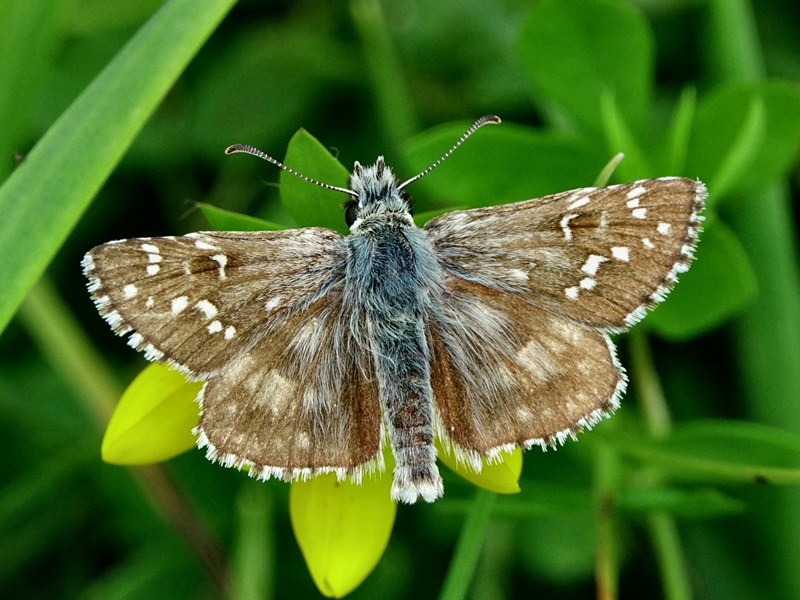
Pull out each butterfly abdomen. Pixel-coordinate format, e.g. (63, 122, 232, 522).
(347, 223, 444, 503)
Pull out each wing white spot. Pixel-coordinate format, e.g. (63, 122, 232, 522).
(148, 254, 162, 263)
(579, 277, 596, 290)
(171, 296, 189, 314)
(195, 240, 217, 250)
(565, 286, 580, 299)
(568, 195, 591, 209)
(632, 208, 647, 219)
(265, 296, 283, 311)
(195, 300, 218, 319)
(559, 213, 578, 241)
(208, 320, 223, 334)
(141, 243, 159, 253)
(611, 246, 630, 262)
(224, 326, 236, 340)
(643, 237, 655, 249)
(626, 198, 640, 208)
(146, 264, 160, 276)
(211, 254, 228, 280)
(145, 297, 154, 308)
(581, 254, 608, 276)
(123, 284, 137, 298)
(657, 222, 672, 235)
(626, 185, 647, 199)
(508, 268, 529, 281)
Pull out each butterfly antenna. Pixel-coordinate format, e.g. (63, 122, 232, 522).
(225, 144, 358, 197)
(397, 115, 501, 191)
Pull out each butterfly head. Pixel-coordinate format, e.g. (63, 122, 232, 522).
(344, 156, 412, 230)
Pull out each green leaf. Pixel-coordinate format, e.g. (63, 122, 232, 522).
(686, 81, 800, 204)
(601, 420, 800, 484)
(290, 467, 396, 598)
(618, 487, 745, 519)
(280, 129, 351, 234)
(0, 0, 237, 336)
(647, 217, 757, 340)
(102, 363, 201, 465)
(199, 203, 285, 232)
(517, 0, 652, 133)
(402, 121, 607, 211)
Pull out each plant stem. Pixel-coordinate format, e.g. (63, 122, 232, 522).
(438, 488, 496, 600)
(628, 329, 692, 599)
(594, 445, 619, 600)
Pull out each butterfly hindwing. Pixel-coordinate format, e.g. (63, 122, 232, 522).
(428, 278, 623, 465)
(83, 228, 346, 377)
(424, 177, 705, 331)
(197, 294, 383, 479)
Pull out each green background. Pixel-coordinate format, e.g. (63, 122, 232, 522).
(1, 0, 800, 598)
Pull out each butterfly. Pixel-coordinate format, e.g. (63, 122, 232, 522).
(83, 116, 705, 503)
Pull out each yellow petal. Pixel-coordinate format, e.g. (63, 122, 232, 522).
(102, 363, 202, 464)
(290, 468, 396, 598)
(437, 441, 523, 494)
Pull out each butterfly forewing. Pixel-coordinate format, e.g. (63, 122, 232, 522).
(83, 228, 346, 377)
(424, 177, 705, 330)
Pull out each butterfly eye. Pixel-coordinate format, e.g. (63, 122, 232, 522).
(344, 200, 359, 227)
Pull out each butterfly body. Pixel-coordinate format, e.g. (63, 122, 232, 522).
(84, 118, 705, 504)
(345, 159, 447, 501)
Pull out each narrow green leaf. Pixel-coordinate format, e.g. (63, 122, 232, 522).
(600, 90, 653, 181)
(517, 0, 652, 133)
(600, 420, 800, 484)
(663, 87, 697, 175)
(0, 0, 237, 335)
(686, 81, 800, 204)
(199, 203, 285, 232)
(648, 217, 757, 340)
(618, 487, 745, 518)
(280, 129, 351, 234)
(403, 121, 607, 212)
(708, 95, 766, 201)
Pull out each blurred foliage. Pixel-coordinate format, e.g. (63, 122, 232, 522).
(1, 0, 800, 599)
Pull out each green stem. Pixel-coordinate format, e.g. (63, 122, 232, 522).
(438, 488, 496, 600)
(17, 277, 231, 597)
(628, 328, 671, 438)
(594, 445, 619, 600)
(628, 329, 692, 599)
(349, 0, 419, 155)
(645, 514, 692, 600)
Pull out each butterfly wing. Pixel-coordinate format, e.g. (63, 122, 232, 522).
(424, 177, 706, 330)
(197, 294, 383, 480)
(83, 229, 346, 377)
(423, 178, 704, 460)
(428, 278, 623, 463)
(84, 228, 383, 476)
